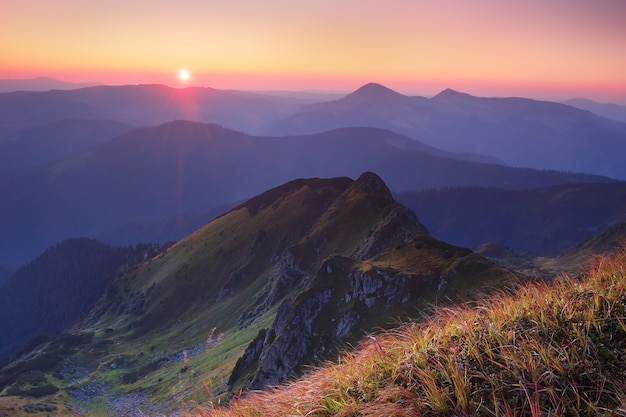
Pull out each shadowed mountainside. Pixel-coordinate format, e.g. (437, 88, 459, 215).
(0, 239, 169, 359)
(397, 182, 626, 255)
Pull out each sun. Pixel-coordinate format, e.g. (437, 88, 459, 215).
(178, 69, 191, 83)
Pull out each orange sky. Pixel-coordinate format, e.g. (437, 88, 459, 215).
(2, 0, 626, 102)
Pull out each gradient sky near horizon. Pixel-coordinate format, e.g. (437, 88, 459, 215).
(2, 0, 626, 102)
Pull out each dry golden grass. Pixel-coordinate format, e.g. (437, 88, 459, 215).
(189, 247, 626, 417)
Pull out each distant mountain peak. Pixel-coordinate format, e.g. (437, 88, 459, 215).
(346, 82, 405, 101)
(431, 88, 475, 101)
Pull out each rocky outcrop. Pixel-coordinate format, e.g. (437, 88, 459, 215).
(225, 174, 440, 391)
(248, 288, 333, 389)
(227, 329, 267, 386)
(229, 248, 448, 391)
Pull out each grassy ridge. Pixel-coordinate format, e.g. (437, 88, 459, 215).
(200, 247, 626, 416)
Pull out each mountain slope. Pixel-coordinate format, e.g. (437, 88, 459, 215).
(268, 83, 626, 179)
(0, 173, 516, 415)
(0, 121, 611, 266)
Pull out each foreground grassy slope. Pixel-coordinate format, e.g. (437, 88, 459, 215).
(201, 246, 626, 417)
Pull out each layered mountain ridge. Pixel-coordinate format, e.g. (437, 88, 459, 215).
(0, 121, 611, 266)
(267, 83, 626, 179)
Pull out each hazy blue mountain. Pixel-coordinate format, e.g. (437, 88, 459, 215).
(397, 181, 626, 255)
(0, 119, 134, 172)
(267, 83, 626, 179)
(563, 98, 626, 124)
(0, 77, 100, 93)
(5, 83, 624, 178)
(0, 265, 14, 284)
(0, 84, 314, 138)
(0, 121, 611, 266)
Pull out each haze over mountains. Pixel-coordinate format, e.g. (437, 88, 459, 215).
(0, 121, 612, 266)
(564, 98, 626, 124)
(0, 84, 311, 138)
(0, 77, 100, 93)
(1, 79, 626, 415)
(267, 83, 626, 179)
(0, 119, 134, 171)
(0, 81, 625, 264)
(3, 81, 625, 177)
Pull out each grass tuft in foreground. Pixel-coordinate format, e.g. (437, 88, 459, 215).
(192, 247, 626, 416)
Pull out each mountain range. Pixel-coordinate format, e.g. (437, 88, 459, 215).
(0, 81, 624, 268)
(0, 84, 311, 138)
(0, 121, 612, 266)
(266, 83, 626, 179)
(0, 77, 100, 93)
(2, 82, 626, 180)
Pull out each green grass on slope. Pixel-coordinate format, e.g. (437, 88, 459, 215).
(199, 247, 626, 417)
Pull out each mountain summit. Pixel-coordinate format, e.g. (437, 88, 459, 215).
(431, 88, 476, 101)
(343, 82, 407, 102)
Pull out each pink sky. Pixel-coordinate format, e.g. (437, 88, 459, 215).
(2, 0, 626, 102)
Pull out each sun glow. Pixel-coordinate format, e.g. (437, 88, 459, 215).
(178, 69, 191, 83)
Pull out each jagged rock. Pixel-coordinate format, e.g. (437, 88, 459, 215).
(232, 247, 452, 391)
(227, 329, 267, 386)
(350, 268, 417, 309)
(248, 288, 333, 389)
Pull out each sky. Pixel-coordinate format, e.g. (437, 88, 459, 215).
(1, 0, 626, 102)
